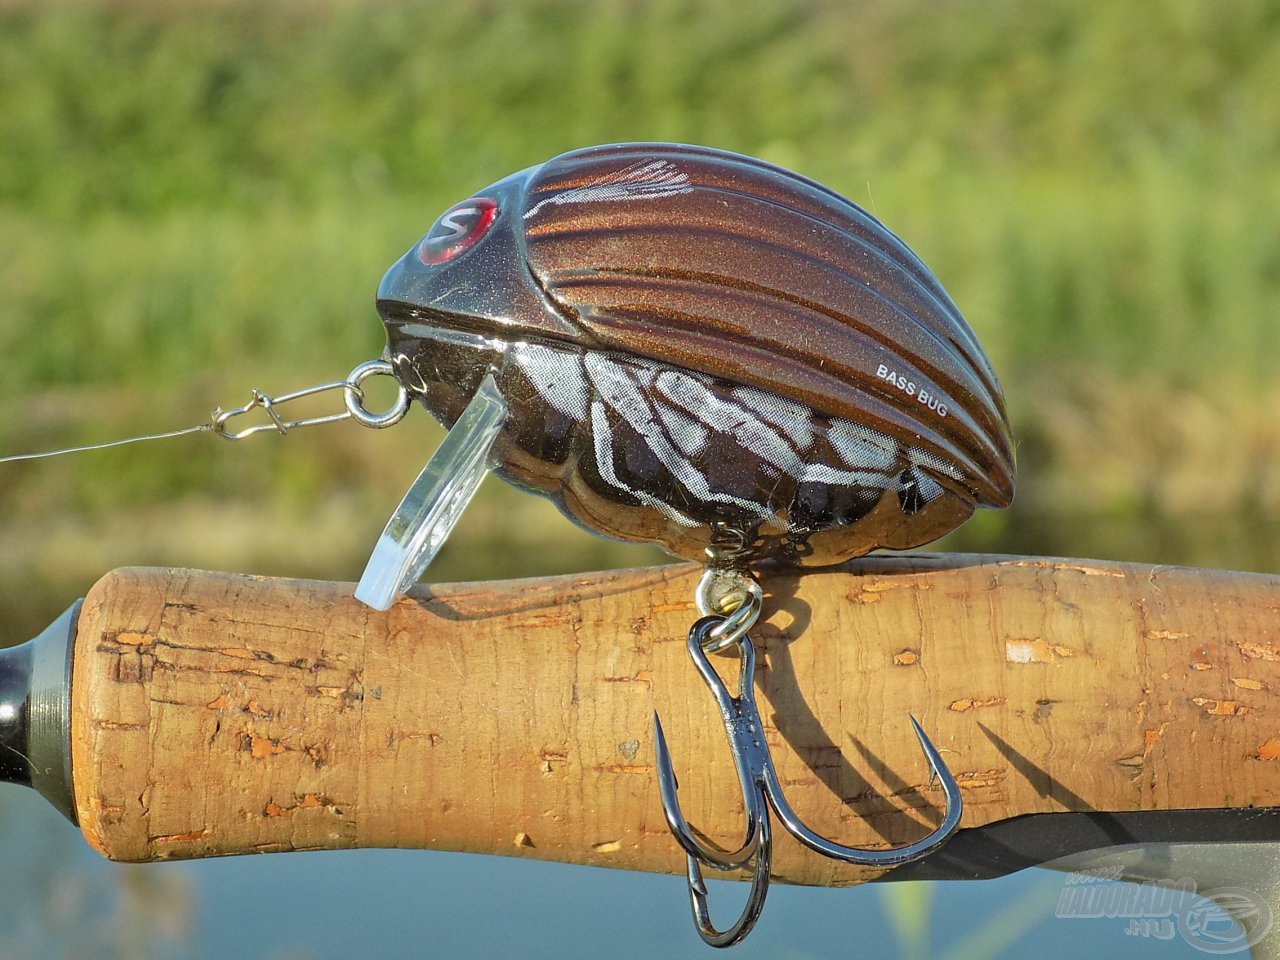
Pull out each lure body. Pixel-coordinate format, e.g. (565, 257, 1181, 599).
(377, 143, 1014, 565)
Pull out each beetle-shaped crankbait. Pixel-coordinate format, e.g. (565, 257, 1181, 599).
(372, 142, 1013, 580)
(361, 143, 1015, 947)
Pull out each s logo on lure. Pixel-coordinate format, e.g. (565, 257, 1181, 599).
(418, 197, 498, 265)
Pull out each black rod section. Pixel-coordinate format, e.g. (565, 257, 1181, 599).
(0, 639, 34, 787)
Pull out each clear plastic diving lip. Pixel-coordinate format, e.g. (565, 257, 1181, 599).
(355, 373, 507, 611)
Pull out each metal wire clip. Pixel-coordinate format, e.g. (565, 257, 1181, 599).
(210, 359, 409, 439)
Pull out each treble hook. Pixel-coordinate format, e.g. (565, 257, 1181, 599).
(652, 615, 963, 947)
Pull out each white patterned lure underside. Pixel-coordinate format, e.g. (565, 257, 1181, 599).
(394, 323, 966, 533)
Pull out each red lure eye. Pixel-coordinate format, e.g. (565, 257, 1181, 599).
(418, 197, 499, 265)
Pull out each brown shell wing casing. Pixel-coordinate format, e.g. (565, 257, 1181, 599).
(521, 144, 1014, 508)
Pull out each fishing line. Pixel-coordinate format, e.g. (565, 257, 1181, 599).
(0, 425, 213, 464)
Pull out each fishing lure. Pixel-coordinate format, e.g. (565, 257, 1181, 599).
(366, 143, 1013, 586)
(363, 143, 1014, 945)
(3, 142, 1014, 947)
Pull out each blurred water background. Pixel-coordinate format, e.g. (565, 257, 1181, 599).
(0, 0, 1276, 956)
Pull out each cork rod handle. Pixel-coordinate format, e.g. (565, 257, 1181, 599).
(72, 555, 1280, 886)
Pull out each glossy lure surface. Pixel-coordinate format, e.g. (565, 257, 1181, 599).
(376, 142, 1015, 568)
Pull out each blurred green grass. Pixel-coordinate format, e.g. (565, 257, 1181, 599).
(0, 0, 1277, 639)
